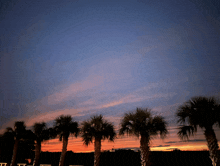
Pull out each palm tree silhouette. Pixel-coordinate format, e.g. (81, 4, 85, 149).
(0, 128, 15, 160)
(2, 126, 35, 165)
(119, 108, 168, 166)
(176, 96, 220, 166)
(53, 115, 79, 166)
(81, 115, 116, 166)
(32, 122, 53, 166)
(6, 121, 27, 166)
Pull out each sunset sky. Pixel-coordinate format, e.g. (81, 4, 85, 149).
(1, 0, 220, 152)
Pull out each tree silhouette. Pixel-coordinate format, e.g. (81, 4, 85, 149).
(176, 96, 220, 166)
(5, 121, 35, 166)
(53, 115, 79, 166)
(32, 122, 54, 166)
(81, 115, 116, 166)
(0, 128, 15, 162)
(119, 108, 168, 166)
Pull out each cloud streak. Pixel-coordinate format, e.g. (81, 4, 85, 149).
(1, 75, 186, 131)
(46, 75, 105, 105)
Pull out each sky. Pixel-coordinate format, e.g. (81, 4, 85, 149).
(1, 0, 220, 152)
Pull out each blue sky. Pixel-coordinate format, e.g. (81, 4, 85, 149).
(1, 0, 220, 151)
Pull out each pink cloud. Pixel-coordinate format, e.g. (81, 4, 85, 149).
(25, 108, 86, 127)
(99, 92, 177, 109)
(46, 75, 104, 105)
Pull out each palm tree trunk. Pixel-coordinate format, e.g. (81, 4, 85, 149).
(59, 136, 68, 166)
(140, 135, 151, 166)
(10, 139, 19, 166)
(204, 127, 220, 166)
(94, 137, 101, 166)
(33, 140, 41, 166)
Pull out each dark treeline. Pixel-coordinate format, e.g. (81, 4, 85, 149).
(39, 150, 218, 166)
(0, 149, 216, 166)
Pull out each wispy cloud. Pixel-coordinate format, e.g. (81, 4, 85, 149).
(99, 92, 177, 109)
(179, 139, 206, 143)
(165, 139, 207, 144)
(0, 50, 191, 133)
(24, 108, 85, 127)
(6, 83, 180, 130)
(153, 145, 170, 147)
(165, 141, 178, 144)
(46, 75, 105, 105)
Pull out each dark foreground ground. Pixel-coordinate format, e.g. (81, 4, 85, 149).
(1, 150, 218, 166)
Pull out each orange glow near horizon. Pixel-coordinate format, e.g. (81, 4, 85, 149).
(41, 135, 218, 152)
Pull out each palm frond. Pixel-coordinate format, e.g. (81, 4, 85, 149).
(14, 121, 27, 139)
(101, 122, 116, 141)
(135, 108, 152, 120)
(82, 133, 93, 146)
(81, 121, 95, 146)
(177, 125, 196, 141)
(81, 114, 116, 146)
(23, 129, 36, 141)
(119, 112, 134, 136)
(33, 122, 46, 132)
(14, 121, 26, 132)
(119, 125, 132, 136)
(40, 129, 50, 140)
(54, 115, 79, 141)
(119, 107, 168, 141)
(69, 121, 79, 137)
(3, 127, 15, 138)
(48, 127, 57, 139)
(151, 116, 168, 139)
(33, 122, 47, 141)
(176, 105, 191, 124)
(177, 96, 220, 130)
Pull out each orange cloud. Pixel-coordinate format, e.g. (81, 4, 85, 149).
(99, 92, 176, 109)
(46, 75, 104, 105)
(25, 108, 86, 127)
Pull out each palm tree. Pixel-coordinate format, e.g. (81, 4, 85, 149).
(19, 129, 35, 161)
(119, 108, 168, 166)
(1, 127, 15, 163)
(53, 115, 79, 166)
(8, 121, 27, 166)
(176, 96, 220, 166)
(1, 126, 35, 165)
(81, 114, 116, 166)
(32, 122, 51, 166)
